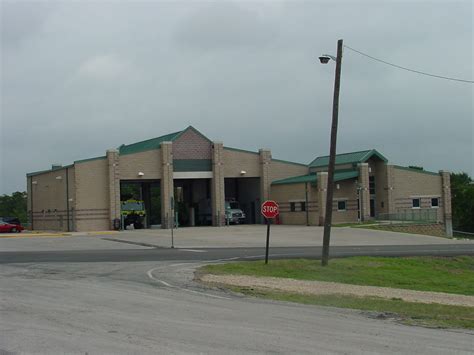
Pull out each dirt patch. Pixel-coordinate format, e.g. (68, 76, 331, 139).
(200, 274, 474, 307)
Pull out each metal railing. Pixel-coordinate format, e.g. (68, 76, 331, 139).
(376, 209, 438, 224)
(453, 230, 474, 239)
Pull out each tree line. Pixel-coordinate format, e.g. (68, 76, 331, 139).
(0, 173, 472, 231)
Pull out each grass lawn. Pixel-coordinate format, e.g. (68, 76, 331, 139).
(202, 256, 474, 295)
(332, 221, 379, 228)
(201, 256, 474, 329)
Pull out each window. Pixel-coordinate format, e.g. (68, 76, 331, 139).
(412, 198, 420, 209)
(431, 198, 439, 208)
(369, 176, 376, 195)
(290, 202, 296, 212)
(300, 202, 306, 212)
(337, 200, 347, 211)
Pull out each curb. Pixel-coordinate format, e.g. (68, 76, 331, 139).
(0, 233, 71, 238)
(87, 231, 119, 236)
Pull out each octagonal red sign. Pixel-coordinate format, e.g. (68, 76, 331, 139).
(261, 200, 279, 219)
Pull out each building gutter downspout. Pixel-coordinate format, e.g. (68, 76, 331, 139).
(66, 167, 70, 232)
(305, 182, 309, 226)
(30, 177, 34, 230)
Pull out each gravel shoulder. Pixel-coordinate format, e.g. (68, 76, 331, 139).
(200, 274, 474, 307)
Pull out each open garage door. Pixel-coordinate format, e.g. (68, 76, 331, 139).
(224, 178, 261, 224)
(173, 179, 211, 227)
(120, 180, 161, 228)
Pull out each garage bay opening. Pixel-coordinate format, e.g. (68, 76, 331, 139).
(120, 181, 161, 229)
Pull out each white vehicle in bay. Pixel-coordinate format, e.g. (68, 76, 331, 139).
(225, 200, 246, 224)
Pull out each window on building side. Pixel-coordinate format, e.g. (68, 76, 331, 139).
(290, 202, 296, 212)
(369, 176, 376, 195)
(412, 198, 420, 209)
(337, 200, 347, 211)
(431, 198, 439, 208)
(300, 202, 306, 212)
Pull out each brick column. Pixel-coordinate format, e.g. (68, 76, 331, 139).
(440, 170, 453, 237)
(317, 171, 328, 226)
(160, 142, 174, 229)
(211, 142, 225, 226)
(385, 164, 395, 215)
(107, 149, 120, 230)
(259, 149, 271, 224)
(358, 163, 370, 221)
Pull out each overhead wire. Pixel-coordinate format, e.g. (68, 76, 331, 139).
(343, 45, 473, 84)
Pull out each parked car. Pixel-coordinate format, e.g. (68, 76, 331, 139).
(0, 221, 24, 233)
(0, 217, 22, 226)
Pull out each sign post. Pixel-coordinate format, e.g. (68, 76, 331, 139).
(261, 200, 279, 264)
(170, 196, 175, 248)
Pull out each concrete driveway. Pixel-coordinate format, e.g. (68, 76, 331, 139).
(85, 225, 472, 248)
(1, 225, 472, 252)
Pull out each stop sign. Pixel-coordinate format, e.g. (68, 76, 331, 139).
(261, 200, 279, 219)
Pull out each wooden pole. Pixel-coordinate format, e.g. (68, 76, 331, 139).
(322, 39, 343, 266)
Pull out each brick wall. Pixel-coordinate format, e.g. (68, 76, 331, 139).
(332, 179, 359, 224)
(74, 158, 109, 231)
(28, 167, 74, 231)
(223, 149, 260, 177)
(173, 128, 211, 160)
(270, 183, 318, 225)
(367, 223, 447, 238)
(392, 167, 444, 222)
(119, 150, 162, 180)
(268, 161, 308, 182)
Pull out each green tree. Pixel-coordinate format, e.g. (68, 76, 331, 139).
(450, 173, 474, 232)
(0, 191, 28, 223)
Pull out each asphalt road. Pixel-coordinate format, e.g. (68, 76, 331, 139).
(1, 243, 474, 264)
(1, 241, 474, 354)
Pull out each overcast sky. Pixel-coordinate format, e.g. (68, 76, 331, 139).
(1, 0, 472, 194)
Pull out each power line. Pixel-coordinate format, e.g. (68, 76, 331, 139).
(343, 45, 473, 84)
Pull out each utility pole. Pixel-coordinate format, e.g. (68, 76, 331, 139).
(321, 39, 343, 266)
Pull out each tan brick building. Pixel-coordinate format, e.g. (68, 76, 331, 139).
(26, 127, 452, 236)
(271, 150, 452, 236)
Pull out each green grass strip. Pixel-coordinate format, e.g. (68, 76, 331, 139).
(201, 256, 474, 295)
(229, 287, 474, 329)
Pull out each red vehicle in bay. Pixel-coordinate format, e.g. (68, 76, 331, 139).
(0, 221, 24, 233)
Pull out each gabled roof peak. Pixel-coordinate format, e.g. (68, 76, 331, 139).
(309, 149, 387, 168)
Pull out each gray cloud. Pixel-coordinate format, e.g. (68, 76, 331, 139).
(1, 0, 472, 194)
(174, 2, 278, 50)
(0, 0, 55, 48)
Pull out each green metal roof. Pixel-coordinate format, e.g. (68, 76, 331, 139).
(27, 164, 74, 177)
(119, 130, 183, 155)
(271, 158, 307, 167)
(309, 149, 387, 168)
(334, 170, 359, 182)
(118, 126, 213, 155)
(74, 155, 106, 164)
(272, 170, 359, 186)
(272, 174, 317, 185)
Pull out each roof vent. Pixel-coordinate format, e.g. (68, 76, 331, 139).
(52, 164, 62, 170)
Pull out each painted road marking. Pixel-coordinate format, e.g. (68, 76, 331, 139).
(146, 266, 230, 300)
(179, 249, 207, 253)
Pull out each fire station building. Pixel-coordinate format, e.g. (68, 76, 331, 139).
(26, 126, 452, 235)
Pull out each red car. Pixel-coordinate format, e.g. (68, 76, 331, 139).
(0, 221, 23, 233)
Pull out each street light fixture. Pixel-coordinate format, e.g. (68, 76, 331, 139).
(320, 39, 343, 266)
(319, 54, 337, 64)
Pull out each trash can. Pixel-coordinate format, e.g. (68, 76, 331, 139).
(113, 218, 121, 230)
